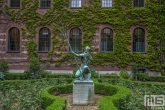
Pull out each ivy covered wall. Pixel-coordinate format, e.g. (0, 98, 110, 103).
(0, 0, 165, 72)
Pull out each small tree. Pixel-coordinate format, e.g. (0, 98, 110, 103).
(119, 70, 130, 80)
(29, 57, 40, 78)
(0, 60, 9, 73)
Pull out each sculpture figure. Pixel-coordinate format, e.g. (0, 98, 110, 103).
(71, 46, 92, 80)
(58, 22, 92, 80)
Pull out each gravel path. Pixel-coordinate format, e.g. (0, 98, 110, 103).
(60, 94, 103, 110)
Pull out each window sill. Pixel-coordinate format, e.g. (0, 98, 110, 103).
(7, 51, 20, 53)
(9, 7, 20, 9)
(132, 52, 147, 54)
(133, 7, 145, 8)
(38, 51, 50, 53)
(39, 7, 51, 9)
(70, 7, 82, 9)
(101, 7, 113, 8)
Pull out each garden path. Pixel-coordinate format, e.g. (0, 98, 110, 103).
(60, 94, 103, 110)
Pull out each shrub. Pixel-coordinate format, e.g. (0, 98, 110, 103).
(91, 70, 99, 78)
(119, 71, 130, 79)
(95, 83, 117, 96)
(138, 72, 148, 81)
(0, 78, 72, 109)
(4, 72, 29, 80)
(2, 71, 74, 80)
(131, 66, 138, 80)
(100, 74, 120, 79)
(48, 74, 73, 78)
(40, 79, 131, 110)
(161, 70, 165, 76)
(40, 84, 72, 110)
(28, 57, 41, 78)
(29, 57, 40, 72)
(0, 60, 9, 73)
(39, 70, 51, 78)
(97, 83, 131, 110)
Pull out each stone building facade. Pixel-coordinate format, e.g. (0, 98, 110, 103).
(0, 0, 164, 75)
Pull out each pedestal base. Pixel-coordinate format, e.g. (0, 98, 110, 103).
(73, 80, 95, 105)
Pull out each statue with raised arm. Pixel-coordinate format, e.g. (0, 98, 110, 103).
(71, 46, 92, 80)
(58, 22, 92, 81)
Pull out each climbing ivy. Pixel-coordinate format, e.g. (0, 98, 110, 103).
(2, 0, 165, 72)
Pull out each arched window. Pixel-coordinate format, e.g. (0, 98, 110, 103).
(40, 0, 51, 8)
(133, 28, 145, 52)
(101, 28, 113, 52)
(8, 27, 20, 52)
(133, 0, 144, 7)
(10, 0, 20, 8)
(38, 28, 51, 52)
(69, 28, 82, 52)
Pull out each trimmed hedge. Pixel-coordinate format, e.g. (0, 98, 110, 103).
(0, 78, 73, 88)
(139, 75, 165, 82)
(100, 73, 165, 82)
(40, 84, 72, 110)
(94, 81, 131, 110)
(40, 79, 131, 110)
(4, 72, 29, 80)
(48, 74, 73, 78)
(101, 79, 165, 88)
(95, 83, 117, 96)
(3, 72, 73, 80)
(100, 74, 120, 79)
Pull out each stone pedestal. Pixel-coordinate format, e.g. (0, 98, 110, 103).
(73, 79, 95, 105)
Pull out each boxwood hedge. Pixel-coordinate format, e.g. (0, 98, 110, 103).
(40, 79, 131, 110)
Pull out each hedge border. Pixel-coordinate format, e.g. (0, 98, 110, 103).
(94, 81, 131, 110)
(101, 79, 165, 87)
(40, 79, 131, 110)
(139, 75, 165, 82)
(40, 84, 73, 110)
(0, 78, 73, 86)
(3, 72, 74, 80)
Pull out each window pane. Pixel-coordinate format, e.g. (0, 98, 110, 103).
(39, 28, 51, 51)
(102, 0, 113, 8)
(40, 0, 51, 8)
(71, 0, 81, 8)
(133, 28, 145, 52)
(101, 28, 113, 52)
(8, 28, 20, 51)
(134, 0, 144, 7)
(70, 28, 82, 52)
(10, 0, 20, 8)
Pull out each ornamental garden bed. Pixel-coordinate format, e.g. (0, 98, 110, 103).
(1, 77, 165, 110)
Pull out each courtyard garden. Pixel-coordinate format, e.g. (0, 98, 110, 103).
(1, 68, 165, 110)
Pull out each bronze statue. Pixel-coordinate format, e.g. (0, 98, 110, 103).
(59, 22, 92, 80)
(71, 46, 92, 80)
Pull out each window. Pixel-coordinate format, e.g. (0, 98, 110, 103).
(133, 28, 145, 52)
(8, 27, 20, 52)
(69, 28, 82, 52)
(101, 28, 113, 52)
(133, 0, 144, 7)
(38, 28, 51, 52)
(70, 0, 81, 8)
(40, 0, 51, 8)
(102, 0, 113, 8)
(10, 0, 20, 8)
